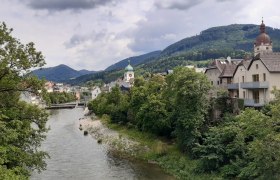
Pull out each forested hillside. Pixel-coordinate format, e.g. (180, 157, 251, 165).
(161, 24, 280, 57)
(105, 51, 161, 71)
(70, 24, 280, 85)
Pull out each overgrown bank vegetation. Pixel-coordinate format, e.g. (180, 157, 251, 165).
(42, 92, 76, 105)
(0, 22, 49, 179)
(88, 67, 280, 179)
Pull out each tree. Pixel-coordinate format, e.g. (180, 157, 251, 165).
(136, 94, 170, 135)
(194, 108, 280, 179)
(166, 67, 211, 154)
(0, 22, 48, 178)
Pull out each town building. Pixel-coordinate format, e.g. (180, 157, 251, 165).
(91, 86, 101, 100)
(185, 65, 206, 73)
(205, 57, 242, 96)
(102, 61, 135, 92)
(206, 19, 280, 107)
(123, 60, 134, 83)
(44, 81, 55, 92)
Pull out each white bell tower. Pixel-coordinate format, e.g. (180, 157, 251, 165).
(124, 60, 134, 83)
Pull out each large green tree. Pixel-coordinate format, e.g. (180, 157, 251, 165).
(166, 67, 211, 154)
(0, 22, 48, 179)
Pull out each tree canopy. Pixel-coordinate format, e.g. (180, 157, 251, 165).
(88, 66, 280, 179)
(0, 22, 48, 179)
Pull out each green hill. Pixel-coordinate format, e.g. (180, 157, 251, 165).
(161, 24, 280, 58)
(105, 51, 161, 71)
(69, 24, 280, 85)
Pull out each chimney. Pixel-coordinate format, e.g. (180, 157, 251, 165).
(227, 56, 231, 63)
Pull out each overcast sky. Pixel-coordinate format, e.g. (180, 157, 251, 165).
(1, 0, 280, 70)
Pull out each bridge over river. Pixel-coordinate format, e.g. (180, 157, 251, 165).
(45, 101, 87, 109)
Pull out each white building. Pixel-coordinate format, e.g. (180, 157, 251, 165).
(91, 86, 101, 100)
(206, 19, 280, 107)
(124, 60, 134, 83)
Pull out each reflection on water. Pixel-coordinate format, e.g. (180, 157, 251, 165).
(31, 109, 174, 180)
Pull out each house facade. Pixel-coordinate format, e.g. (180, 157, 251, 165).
(205, 57, 241, 96)
(206, 19, 280, 107)
(91, 86, 101, 100)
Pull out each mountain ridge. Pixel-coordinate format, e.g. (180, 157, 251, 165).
(32, 64, 96, 82)
(105, 50, 161, 71)
(36, 23, 280, 84)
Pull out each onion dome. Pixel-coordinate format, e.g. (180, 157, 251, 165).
(125, 60, 133, 71)
(255, 18, 272, 46)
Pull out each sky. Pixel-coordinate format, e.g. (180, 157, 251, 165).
(1, 0, 280, 71)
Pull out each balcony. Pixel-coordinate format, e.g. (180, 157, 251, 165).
(244, 98, 267, 107)
(240, 81, 269, 89)
(227, 83, 239, 90)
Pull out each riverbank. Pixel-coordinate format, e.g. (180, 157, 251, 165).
(80, 115, 221, 180)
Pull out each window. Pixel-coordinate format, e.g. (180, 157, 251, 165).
(266, 47, 269, 50)
(242, 76, 245, 83)
(252, 74, 259, 82)
(263, 73, 266, 81)
(256, 64, 258, 69)
(211, 81, 213, 85)
(227, 78, 232, 84)
(257, 48, 259, 50)
(243, 91, 246, 98)
(217, 81, 219, 85)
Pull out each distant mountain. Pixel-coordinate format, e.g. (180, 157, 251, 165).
(32, 64, 96, 82)
(78, 69, 96, 75)
(105, 51, 161, 71)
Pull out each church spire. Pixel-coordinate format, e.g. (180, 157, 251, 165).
(260, 17, 265, 33)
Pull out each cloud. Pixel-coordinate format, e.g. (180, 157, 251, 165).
(64, 30, 107, 48)
(64, 29, 134, 70)
(154, 0, 204, 10)
(216, 0, 236, 2)
(27, 0, 114, 11)
(125, 7, 196, 53)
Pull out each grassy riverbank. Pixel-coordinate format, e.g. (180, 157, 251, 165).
(100, 115, 221, 180)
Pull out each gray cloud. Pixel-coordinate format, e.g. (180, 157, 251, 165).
(154, 0, 204, 10)
(64, 30, 107, 48)
(126, 10, 191, 53)
(27, 0, 113, 11)
(216, 0, 236, 2)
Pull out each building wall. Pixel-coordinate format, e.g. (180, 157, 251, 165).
(124, 72, 134, 82)
(205, 68, 221, 87)
(269, 73, 280, 99)
(254, 44, 272, 56)
(91, 87, 101, 100)
(245, 60, 270, 101)
(233, 65, 247, 98)
(220, 77, 232, 89)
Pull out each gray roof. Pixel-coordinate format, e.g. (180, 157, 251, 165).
(232, 59, 252, 77)
(249, 52, 280, 72)
(219, 63, 237, 78)
(206, 59, 240, 78)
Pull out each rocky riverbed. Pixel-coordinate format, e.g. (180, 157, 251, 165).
(79, 116, 150, 157)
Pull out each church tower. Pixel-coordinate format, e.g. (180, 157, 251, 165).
(124, 60, 134, 83)
(254, 18, 273, 56)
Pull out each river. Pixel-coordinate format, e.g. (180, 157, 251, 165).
(31, 108, 174, 180)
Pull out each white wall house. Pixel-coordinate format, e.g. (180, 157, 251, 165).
(225, 20, 280, 107)
(91, 86, 101, 100)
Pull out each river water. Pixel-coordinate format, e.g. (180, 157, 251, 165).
(31, 108, 174, 180)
